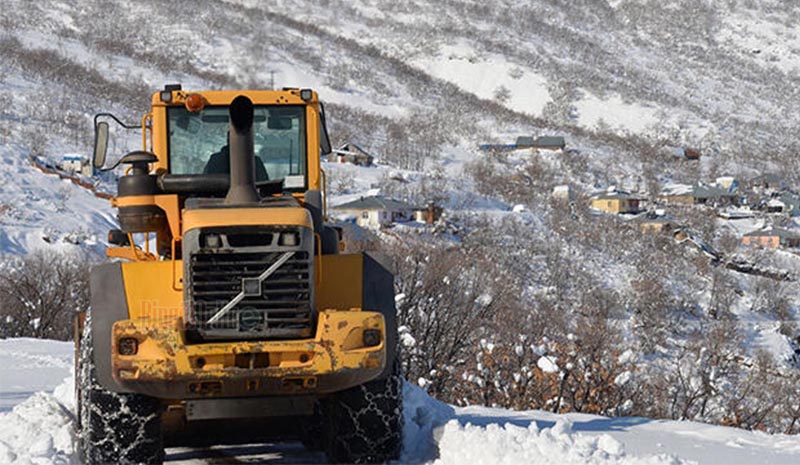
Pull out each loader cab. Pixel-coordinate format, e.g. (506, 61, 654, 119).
(151, 86, 331, 197)
(93, 85, 332, 198)
(91, 85, 334, 261)
(167, 104, 306, 188)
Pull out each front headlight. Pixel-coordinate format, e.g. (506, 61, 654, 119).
(204, 233, 221, 248)
(280, 231, 299, 246)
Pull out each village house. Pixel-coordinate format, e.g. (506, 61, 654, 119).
(748, 173, 786, 192)
(552, 185, 574, 202)
(590, 189, 644, 214)
(661, 183, 739, 207)
(637, 212, 679, 234)
(762, 192, 800, 216)
(60, 155, 94, 177)
(332, 196, 419, 229)
(516, 135, 566, 151)
(683, 148, 701, 160)
(327, 143, 375, 167)
(413, 201, 444, 224)
(673, 228, 721, 261)
(715, 176, 738, 191)
(742, 227, 800, 248)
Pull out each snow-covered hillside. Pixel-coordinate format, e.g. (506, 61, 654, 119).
(3, 0, 800, 256)
(2, 339, 800, 465)
(0, 145, 115, 255)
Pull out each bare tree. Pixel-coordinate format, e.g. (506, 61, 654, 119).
(387, 237, 513, 397)
(0, 251, 91, 340)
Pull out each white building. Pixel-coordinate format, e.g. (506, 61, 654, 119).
(552, 184, 574, 202)
(61, 155, 93, 177)
(333, 196, 418, 229)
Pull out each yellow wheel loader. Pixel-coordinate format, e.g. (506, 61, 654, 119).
(75, 86, 401, 464)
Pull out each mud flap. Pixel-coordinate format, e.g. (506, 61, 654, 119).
(89, 262, 132, 393)
(362, 253, 398, 380)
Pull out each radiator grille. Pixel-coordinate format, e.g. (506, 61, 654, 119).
(186, 243, 314, 340)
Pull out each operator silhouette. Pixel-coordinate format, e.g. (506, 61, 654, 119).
(204, 132, 269, 181)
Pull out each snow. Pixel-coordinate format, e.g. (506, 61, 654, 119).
(574, 91, 662, 135)
(661, 183, 694, 196)
(0, 338, 73, 413)
(717, 11, 800, 74)
(614, 371, 633, 387)
(0, 145, 116, 256)
(0, 377, 76, 465)
(537, 355, 560, 374)
(1, 1, 800, 463)
(1, 338, 800, 464)
(409, 40, 551, 117)
(432, 420, 682, 465)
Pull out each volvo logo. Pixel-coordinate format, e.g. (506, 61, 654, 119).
(239, 308, 265, 332)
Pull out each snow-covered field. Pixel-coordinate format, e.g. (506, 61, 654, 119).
(1, 338, 799, 465)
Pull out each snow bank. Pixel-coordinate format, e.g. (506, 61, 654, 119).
(432, 420, 686, 465)
(0, 375, 76, 465)
(0, 338, 73, 413)
(401, 381, 456, 462)
(402, 381, 687, 465)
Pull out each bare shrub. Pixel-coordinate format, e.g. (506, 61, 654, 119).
(387, 237, 514, 398)
(330, 169, 356, 194)
(0, 251, 91, 340)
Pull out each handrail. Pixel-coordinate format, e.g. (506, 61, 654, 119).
(320, 169, 328, 220)
(171, 237, 182, 291)
(314, 233, 323, 286)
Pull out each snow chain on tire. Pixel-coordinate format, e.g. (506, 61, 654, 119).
(322, 360, 403, 464)
(77, 311, 165, 465)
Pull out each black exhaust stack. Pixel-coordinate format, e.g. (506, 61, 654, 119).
(225, 95, 259, 204)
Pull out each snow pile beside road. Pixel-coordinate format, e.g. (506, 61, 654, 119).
(0, 338, 74, 413)
(0, 375, 76, 465)
(432, 419, 686, 465)
(401, 381, 456, 461)
(401, 381, 687, 465)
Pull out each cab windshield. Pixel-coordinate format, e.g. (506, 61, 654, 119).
(167, 105, 307, 189)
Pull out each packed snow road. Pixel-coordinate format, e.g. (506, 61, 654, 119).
(1, 339, 800, 465)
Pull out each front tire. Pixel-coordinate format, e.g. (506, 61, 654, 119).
(321, 361, 403, 464)
(77, 312, 164, 465)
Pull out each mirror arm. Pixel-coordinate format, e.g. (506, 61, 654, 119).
(97, 156, 124, 172)
(93, 112, 140, 129)
(93, 113, 143, 170)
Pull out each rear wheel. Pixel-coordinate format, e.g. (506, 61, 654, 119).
(321, 361, 403, 464)
(77, 312, 164, 465)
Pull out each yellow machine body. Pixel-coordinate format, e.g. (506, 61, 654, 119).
(111, 255, 386, 399)
(85, 88, 392, 407)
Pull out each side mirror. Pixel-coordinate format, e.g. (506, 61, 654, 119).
(93, 122, 109, 169)
(319, 122, 332, 155)
(319, 104, 332, 155)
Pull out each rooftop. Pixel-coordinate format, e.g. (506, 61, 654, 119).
(333, 196, 419, 211)
(514, 135, 566, 149)
(661, 183, 736, 198)
(332, 143, 373, 158)
(743, 226, 800, 239)
(591, 188, 644, 200)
